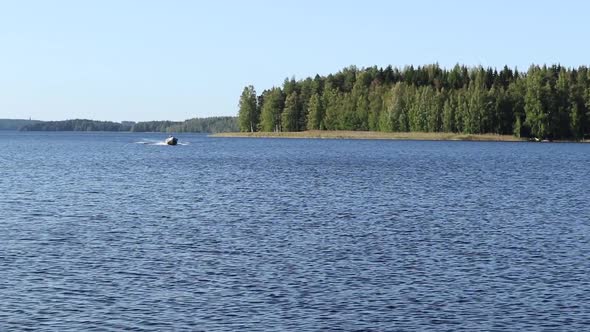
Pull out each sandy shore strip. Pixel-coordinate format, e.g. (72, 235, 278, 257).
(211, 130, 527, 141)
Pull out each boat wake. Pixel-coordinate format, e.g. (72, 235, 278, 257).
(135, 139, 189, 146)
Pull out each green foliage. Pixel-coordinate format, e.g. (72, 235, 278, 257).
(260, 88, 284, 132)
(238, 85, 258, 132)
(367, 85, 385, 131)
(524, 67, 548, 138)
(322, 85, 340, 130)
(19, 117, 238, 133)
(131, 121, 179, 132)
(240, 63, 590, 140)
(0, 119, 42, 130)
(21, 119, 133, 131)
(306, 93, 323, 130)
(443, 94, 456, 132)
(281, 91, 300, 132)
(168, 117, 238, 133)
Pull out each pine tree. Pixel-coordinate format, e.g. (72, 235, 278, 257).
(306, 93, 323, 130)
(427, 88, 444, 132)
(443, 93, 456, 132)
(524, 68, 548, 139)
(281, 91, 300, 132)
(368, 85, 385, 131)
(322, 85, 340, 130)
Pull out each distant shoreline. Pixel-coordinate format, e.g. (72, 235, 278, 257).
(211, 130, 529, 142)
(1, 117, 237, 133)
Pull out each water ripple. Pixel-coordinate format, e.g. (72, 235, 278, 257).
(0, 132, 589, 331)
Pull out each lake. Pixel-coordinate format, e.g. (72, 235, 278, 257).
(1, 131, 589, 331)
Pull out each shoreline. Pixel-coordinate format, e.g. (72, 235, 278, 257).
(211, 130, 528, 142)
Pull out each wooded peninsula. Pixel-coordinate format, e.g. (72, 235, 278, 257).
(237, 64, 590, 140)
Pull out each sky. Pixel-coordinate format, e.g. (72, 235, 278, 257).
(1, 0, 589, 122)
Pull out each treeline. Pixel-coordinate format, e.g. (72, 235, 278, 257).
(238, 64, 590, 140)
(130, 121, 179, 132)
(0, 119, 42, 130)
(19, 116, 238, 133)
(131, 116, 238, 133)
(20, 119, 133, 131)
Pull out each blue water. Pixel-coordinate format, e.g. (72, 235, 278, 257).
(1, 131, 589, 331)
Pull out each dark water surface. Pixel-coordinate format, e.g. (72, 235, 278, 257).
(1, 131, 589, 331)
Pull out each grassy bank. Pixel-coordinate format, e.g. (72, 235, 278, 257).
(211, 130, 526, 141)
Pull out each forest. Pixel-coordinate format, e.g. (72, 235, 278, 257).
(238, 64, 590, 140)
(0, 119, 42, 130)
(130, 116, 237, 133)
(20, 119, 134, 131)
(18, 117, 237, 133)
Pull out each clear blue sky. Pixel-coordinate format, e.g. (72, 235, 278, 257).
(1, 0, 588, 122)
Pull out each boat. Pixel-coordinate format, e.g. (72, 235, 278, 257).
(165, 136, 178, 145)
